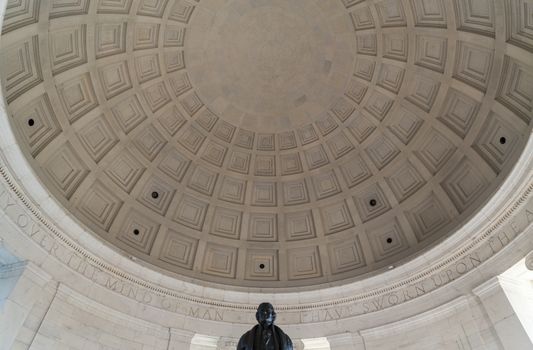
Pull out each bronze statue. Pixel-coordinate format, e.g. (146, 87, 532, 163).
(237, 303, 293, 350)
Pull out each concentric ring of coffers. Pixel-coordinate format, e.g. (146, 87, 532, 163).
(1, 0, 532, 288)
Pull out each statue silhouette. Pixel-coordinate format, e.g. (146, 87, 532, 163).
(236, 303, 293, 350)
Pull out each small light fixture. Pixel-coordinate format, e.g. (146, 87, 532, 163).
(151, 191, 159, 199)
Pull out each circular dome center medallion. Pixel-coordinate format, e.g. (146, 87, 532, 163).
(187, 0, 354, 132)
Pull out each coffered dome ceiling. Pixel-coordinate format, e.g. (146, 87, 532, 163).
(1, 0, 532, 289)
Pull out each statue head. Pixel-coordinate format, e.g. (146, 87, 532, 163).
(256, 302, 276, 328)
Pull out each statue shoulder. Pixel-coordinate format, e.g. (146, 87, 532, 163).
(236, 325, 258, 350)
(236, 334, 246, 350)
(273, 325, 293, 348)
(274, 325, 290, 337)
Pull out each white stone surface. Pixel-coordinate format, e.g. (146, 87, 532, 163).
(302, 337, 330, 350)
(0, 256, 532, 349)
(327, 333, 362, 350)
(191, 334, 218, 350)
(26, 285, 170, 350)
(360, 295, 503, 350)
(473, 277, 532, 350)
(169, 329, 195, 350)
(499, 276, 533, 344)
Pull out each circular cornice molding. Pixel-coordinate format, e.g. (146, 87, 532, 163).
(0, 134, 531, 322)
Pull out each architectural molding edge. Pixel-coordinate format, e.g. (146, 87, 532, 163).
(526, 251, 533, 271)
(1, 149, 532, 324)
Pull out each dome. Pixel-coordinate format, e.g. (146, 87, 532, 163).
(1, 0, 532, 293)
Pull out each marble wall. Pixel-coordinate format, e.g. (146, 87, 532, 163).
(1, 258, 532, 349)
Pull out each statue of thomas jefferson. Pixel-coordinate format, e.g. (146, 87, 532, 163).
(237, 303, 293, 350)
